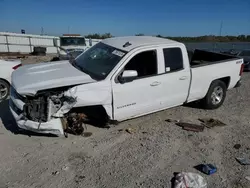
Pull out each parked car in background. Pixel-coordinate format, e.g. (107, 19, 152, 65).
(9, 36, 244, 136)
(51, 35, 101, 62)
(238, 50, 250, 71)
(56, 34, 97, 60)
(0, 59, 22, 101)
(221, 49, 250, 71)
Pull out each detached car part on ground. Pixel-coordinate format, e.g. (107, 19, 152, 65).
(9, 36, 244, 136)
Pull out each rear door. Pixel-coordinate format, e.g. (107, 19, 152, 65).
(156, 47, 191, 107)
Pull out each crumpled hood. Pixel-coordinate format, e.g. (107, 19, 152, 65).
(11, 60, 96, 95)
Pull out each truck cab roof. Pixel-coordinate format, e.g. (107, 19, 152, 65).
(102, 36, 182, 52)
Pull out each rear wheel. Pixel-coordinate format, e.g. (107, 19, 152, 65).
(201, 80, 227, 109)
(0, 79, 10, 101)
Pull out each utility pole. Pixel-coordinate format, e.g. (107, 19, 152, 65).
(219, 21, 223, 36)
(41, 27, 44, 35)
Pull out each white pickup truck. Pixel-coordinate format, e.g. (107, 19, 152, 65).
(9, 36, 244, 135)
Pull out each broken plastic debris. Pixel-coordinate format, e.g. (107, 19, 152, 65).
(52, 171, 59, 175)
(62, 166, 69, 171)
(165, 119, 179, 123)
(176, 122, 204, 132)
(235, 155, 250, 165)
(198, 118, 226, 128)
(174, 172, 207, 188)
(245, 176, 250, 181)
(125, 128, 136, 134)
(194, 164, 217, 175)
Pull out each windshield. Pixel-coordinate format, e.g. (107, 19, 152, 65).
(239, 50, 250, 56)
(60, 37, 86, 46)
(73, 42, 127, 80)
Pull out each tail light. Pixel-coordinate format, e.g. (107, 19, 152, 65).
(239, 63, 244, 76)
(12, 64, 22, 70)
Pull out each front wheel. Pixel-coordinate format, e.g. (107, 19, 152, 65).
(201, 80, 227, 109)
(0, 79, 10, 101)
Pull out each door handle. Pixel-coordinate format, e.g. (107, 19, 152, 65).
(150, 81, 161, 86)
(179, 76, 188, 80)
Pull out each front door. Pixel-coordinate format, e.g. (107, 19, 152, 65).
(112, 48, 163, 121)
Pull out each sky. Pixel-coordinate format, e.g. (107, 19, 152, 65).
(0, 0, 249, 37)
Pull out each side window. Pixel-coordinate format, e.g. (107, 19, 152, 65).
(163, 48, 183, 72)
(124, 50, 157, 78)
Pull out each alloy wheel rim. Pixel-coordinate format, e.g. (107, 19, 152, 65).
(0, 83, 8, 100)
(211, 86, 223, 105)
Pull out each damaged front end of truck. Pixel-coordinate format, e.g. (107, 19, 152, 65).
(10, 84, 111, 137)
(9, 61, 112, 137)
(24, 86, 81, 135)
(10, 85, 78, 136)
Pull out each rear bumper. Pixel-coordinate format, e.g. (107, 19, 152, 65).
(9, 98, 64, 135)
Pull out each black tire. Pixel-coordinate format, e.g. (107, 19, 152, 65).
(201, 80, 227, 109)
(51, 57, 60, 61)
(0, 79, 10, 101)
(32, 46, 46, 56)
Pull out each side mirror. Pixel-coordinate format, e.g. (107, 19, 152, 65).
(53, 38, 58, 47)
(119, 70, 138, 83)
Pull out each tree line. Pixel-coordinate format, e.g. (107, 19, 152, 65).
(85, 33, 250, 42)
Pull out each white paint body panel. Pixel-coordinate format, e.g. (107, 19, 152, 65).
(8, 36, 243, 135)
(11, 60, 96, 95)
(188, 60, 241, 102)
(111, 44, 191, 121)
(0, 59, 21, 83)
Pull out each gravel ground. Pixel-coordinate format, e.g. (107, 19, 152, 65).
(0, 57, 249, 188)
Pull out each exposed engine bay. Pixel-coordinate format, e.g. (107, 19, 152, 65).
(22, 87, 87, 136)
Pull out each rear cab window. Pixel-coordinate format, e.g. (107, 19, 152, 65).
(163, 48, 183, 72)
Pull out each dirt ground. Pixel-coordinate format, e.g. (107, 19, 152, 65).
(0, 57, 250, 188)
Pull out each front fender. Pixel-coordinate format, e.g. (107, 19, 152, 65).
(73, 81, 113, 119)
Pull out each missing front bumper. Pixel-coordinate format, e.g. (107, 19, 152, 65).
(9, 102, 64, 135)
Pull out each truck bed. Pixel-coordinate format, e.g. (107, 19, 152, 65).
(186, 49, 243, 103)
(188, 49, 240, 67)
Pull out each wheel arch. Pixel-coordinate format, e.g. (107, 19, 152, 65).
(218, 76, 231, 89)
(205, 76, 230, 96)
(68, 105, 111, 126)
(201, 78, 228, 109)
(0, 78, 10, 86)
